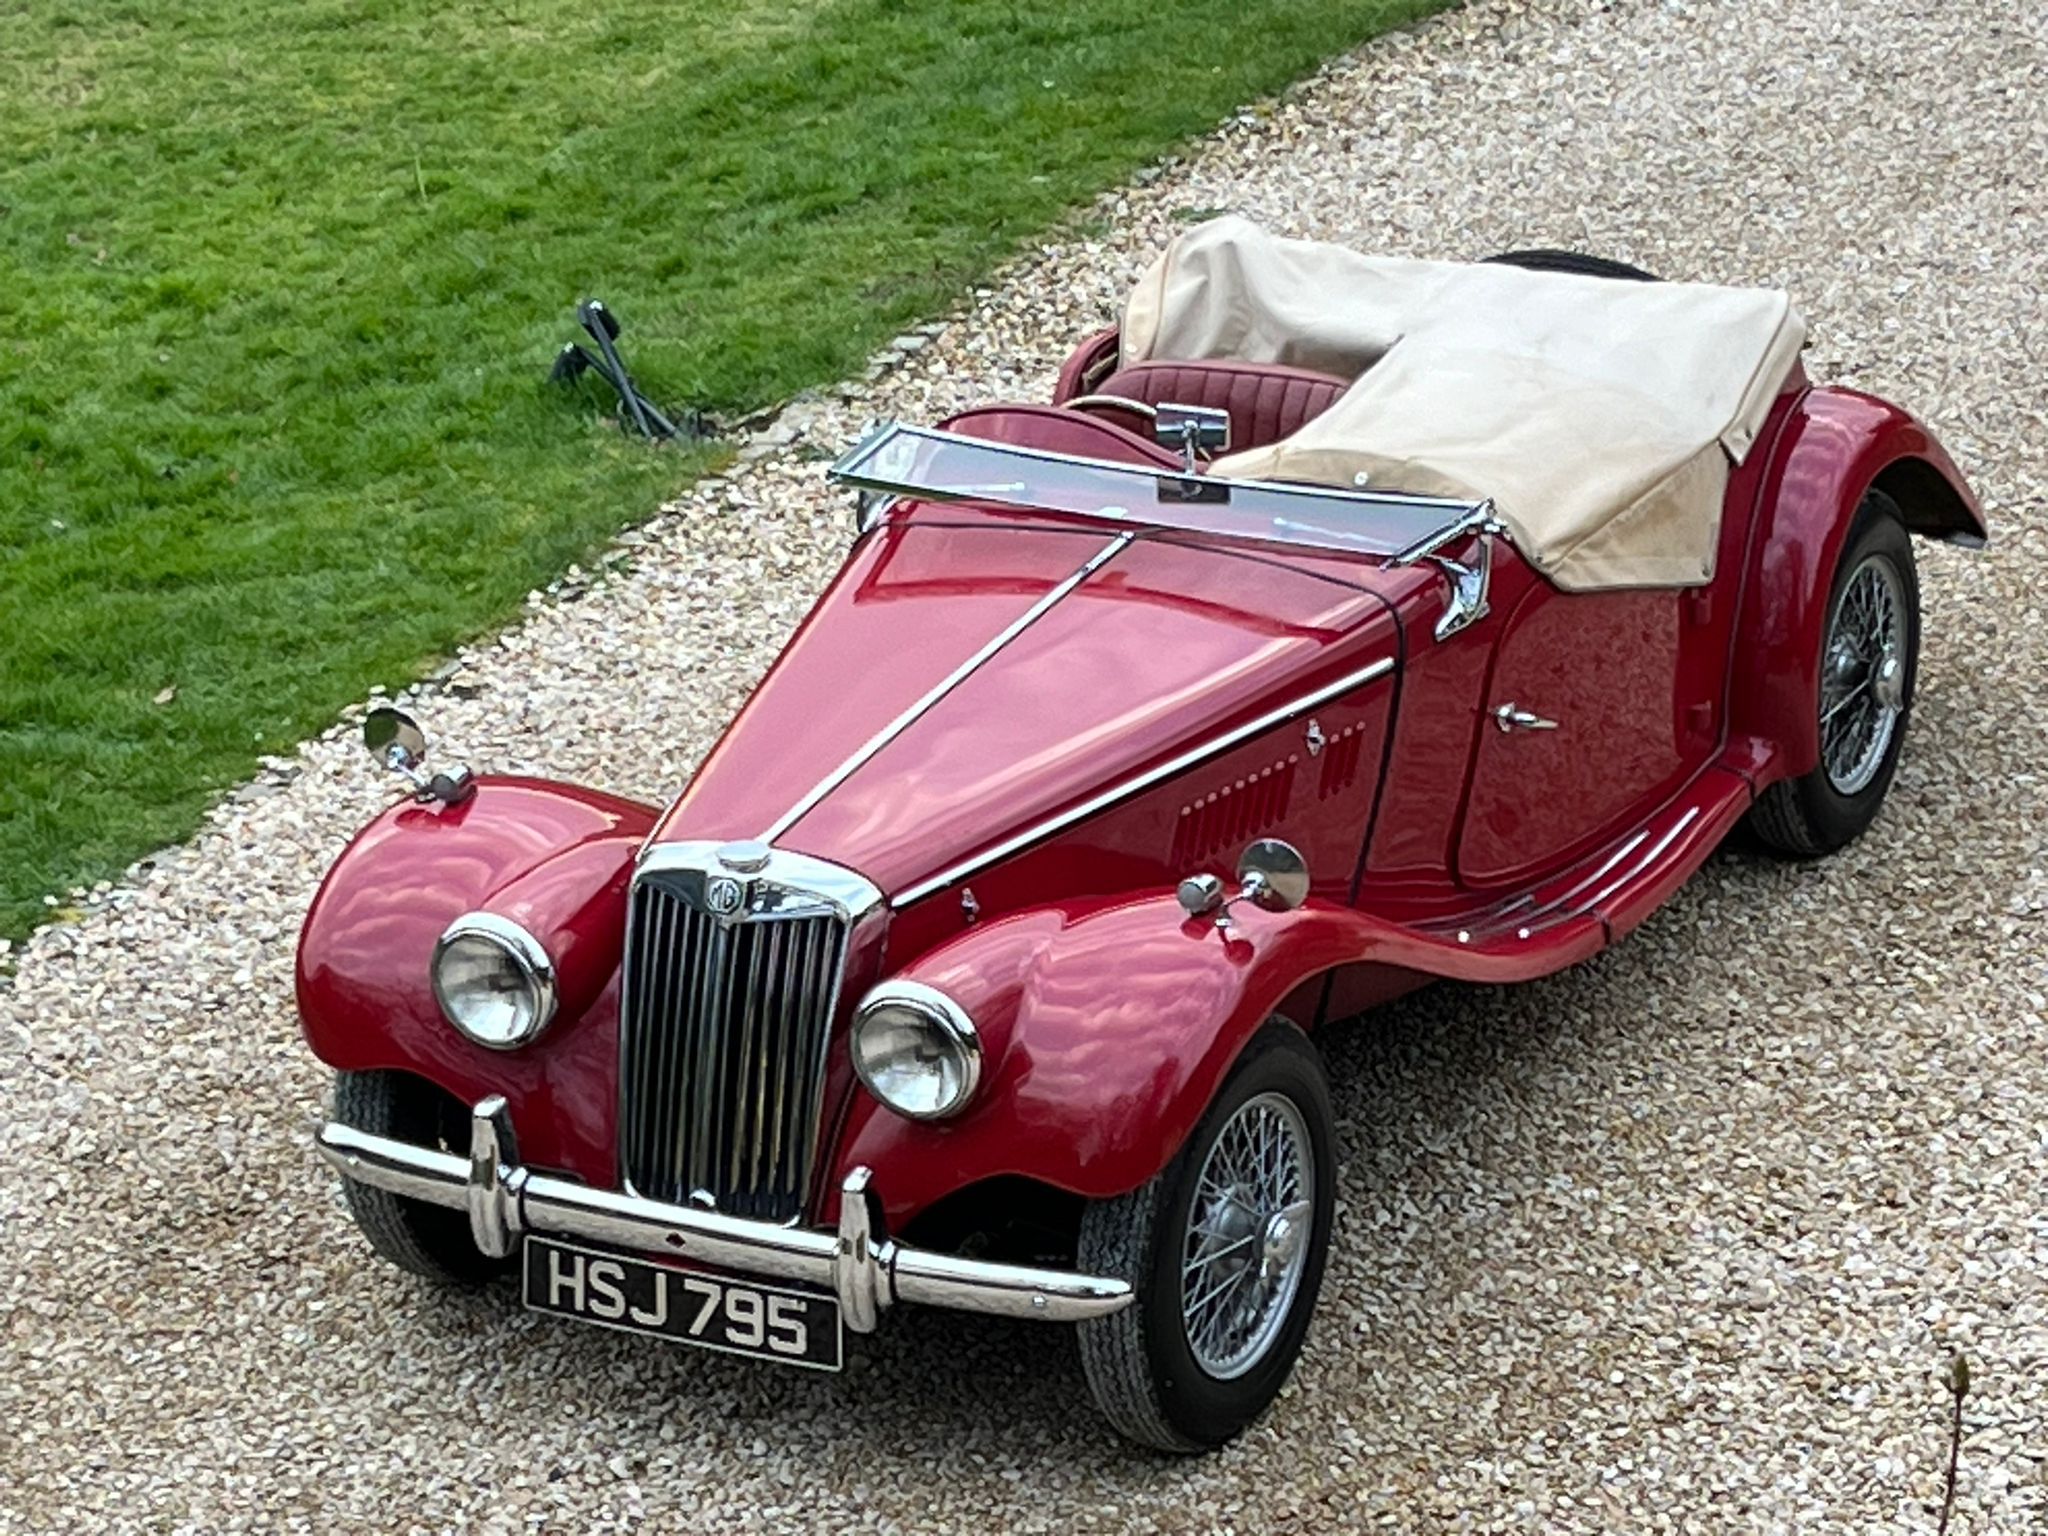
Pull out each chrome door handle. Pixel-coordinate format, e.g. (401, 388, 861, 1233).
(1493, 703, 1559, 733)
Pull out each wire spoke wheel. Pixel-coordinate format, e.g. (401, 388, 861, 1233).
(1078, 1024, 1333, 1450)
(1178, 1091, 1315, 1379)
(1747, 497, 1920, 859)
(1820, 553, 1909, 796)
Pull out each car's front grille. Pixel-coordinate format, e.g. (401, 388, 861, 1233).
(619, 863, 854, 1221)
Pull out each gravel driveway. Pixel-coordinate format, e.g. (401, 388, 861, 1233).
(5, 0, 2046, 1529)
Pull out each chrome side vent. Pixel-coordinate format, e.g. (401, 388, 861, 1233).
(618, 846, 879, 1222)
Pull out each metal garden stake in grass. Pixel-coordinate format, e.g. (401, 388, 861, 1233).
(548, 299, 697, 441)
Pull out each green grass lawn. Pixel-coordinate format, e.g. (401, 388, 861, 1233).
(0, 0, 1448, 940)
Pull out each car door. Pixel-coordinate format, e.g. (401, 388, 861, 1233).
(1455, 578, 1715, 887)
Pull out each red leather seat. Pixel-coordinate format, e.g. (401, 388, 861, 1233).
(1090, 359, 1350, 451)
(1053, 326, 1122, 403)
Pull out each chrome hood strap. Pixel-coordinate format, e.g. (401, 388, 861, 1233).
(756, 531, 1134, 845)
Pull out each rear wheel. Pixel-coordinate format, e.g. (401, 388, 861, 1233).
(330, 1069, 510, 1285)
(1749, 493, 1920, 856)
(1076, 1022, 1334, 1452)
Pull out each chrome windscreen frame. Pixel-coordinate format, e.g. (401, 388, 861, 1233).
(829, 421, 1486, 561)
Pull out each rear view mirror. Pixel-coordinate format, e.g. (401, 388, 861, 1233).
(1152, 402, 1231, 471)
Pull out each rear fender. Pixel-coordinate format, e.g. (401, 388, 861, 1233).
(1731, 386, 1984, 780)
(828, 892, 1376, 1226)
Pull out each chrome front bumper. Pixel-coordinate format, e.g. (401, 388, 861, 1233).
(314, 1095, 1132, 1332)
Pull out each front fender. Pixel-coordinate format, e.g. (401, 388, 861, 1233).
(1732, 386, 1985, 779)
(828, 892, 1381, 1224)
(296, 776, 657, 1185)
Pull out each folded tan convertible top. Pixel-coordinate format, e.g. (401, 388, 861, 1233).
(1121, 217, 1806, 590)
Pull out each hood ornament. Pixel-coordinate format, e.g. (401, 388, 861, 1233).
(715, 840, 772, 874)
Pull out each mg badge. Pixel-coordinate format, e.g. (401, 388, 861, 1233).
(705, 876, 745, 916)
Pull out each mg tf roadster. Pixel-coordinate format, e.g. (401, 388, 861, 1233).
(302, 219, 1984, 1450)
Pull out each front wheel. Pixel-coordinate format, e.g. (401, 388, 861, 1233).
(1749, 492, 1921, 856)
(330, 1069, 512, 1285)
(1076, 1022, 1335, 1452)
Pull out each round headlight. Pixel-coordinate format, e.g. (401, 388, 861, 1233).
(851, 981, 981, 1121)
(431, 912, 557, 1050)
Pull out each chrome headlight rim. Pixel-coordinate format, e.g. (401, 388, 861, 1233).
(851, 979, 982, 1121)
(431, 911, 558, 1051)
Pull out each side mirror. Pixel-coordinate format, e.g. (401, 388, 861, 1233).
(364, 707, 427, 774)
(1175, 839, 1310, 930)
(363, 706, 474, 805)
(1236, 839, 1309, 913)
(1152, 402, 1231, 472)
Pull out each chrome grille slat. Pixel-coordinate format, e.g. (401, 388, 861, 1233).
(655, 896, 686, 1179)
(619, 866, 852, 1222)
(770, 923, 807, 1190)
(724, 931, 755, 1193)
(792, 924, 833, 1181)
(746, 922, 783, 1190)
(691, 913, 726, 1189)
(635, 892, 667, 1180)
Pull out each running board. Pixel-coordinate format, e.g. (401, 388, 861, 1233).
(1394, 763, 1756, 976)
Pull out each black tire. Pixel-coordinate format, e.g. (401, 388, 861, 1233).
(1749, 493, 1920, 857)
(1076, 1021, 1335, 1452)
(330, 1069, 511, 1285)
(1480, 249, 1660, 282)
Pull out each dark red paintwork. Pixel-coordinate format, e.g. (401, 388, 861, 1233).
(298, 779, 651, 1185)
(1727, 385, 1984, 779)
(298, 339, 1985, 1235)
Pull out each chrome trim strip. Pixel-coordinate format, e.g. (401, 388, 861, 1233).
(635, 842, 883, 918)
(759, 532, 1133, 844)
(891, 655, 1397, 909)
(1482, 830, 1650, 935)
(316, 1104, 1133, 1329)
(1574, 805, 1702, 916)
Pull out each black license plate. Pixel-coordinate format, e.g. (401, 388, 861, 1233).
(522, 1236, 843, 1371)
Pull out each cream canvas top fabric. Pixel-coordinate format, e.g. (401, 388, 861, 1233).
(1120, 217, 1807, 590)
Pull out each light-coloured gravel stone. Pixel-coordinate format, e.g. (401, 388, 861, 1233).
(4, 0, 2046, 1530)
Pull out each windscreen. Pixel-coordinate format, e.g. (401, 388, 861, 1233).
(829, 423, 1482, 562)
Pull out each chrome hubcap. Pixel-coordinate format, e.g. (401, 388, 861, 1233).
(1819, 555, 1908, 795)
(1180, 1092, 1315, 1379)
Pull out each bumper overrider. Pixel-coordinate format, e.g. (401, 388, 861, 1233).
(314, 1095, 1133, 1331)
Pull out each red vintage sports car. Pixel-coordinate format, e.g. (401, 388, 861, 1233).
(303, 220, 1985, 1451)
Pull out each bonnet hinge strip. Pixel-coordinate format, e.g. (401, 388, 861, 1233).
(757, 531, 1134, 844)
